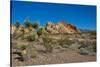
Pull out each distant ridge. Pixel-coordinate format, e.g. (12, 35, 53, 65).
(79, 29, 96, 33)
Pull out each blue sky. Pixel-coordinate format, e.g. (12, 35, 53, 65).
(11, 1, 96, 30)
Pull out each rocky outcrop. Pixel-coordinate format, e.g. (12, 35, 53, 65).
(45, 21, 80, 34)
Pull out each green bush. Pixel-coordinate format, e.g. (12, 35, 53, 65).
(37, 28, 43, 36)
(43, 37, 53, 53)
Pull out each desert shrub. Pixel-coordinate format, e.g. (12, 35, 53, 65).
(90, 32, 96, 36)
(79, 48, 90, 55)
(44, 43, 53, 53)
(16, 44, 27, 50)
(20, 45, 27, 50)
(43, 37, 53, 53)
(79, 41, 96, 51)
(15, 20, 20, 28)
(78, 41, 89, 49)
(88, 32, 96, 39)
(59, 38, 74, 47)
(24, 18, 32, 28)
(22, 34, 30, 40)
(26, 35, 35, 41)
(37, 28, 43, 36)
(25, 31, 38, 41)
(16, 34, 25, 40)
(30, 47, 38, 58)
(79, 41, 96, 55)
(92, 44, 96, 52)
(89, 42, 96, 52)
(20, 34, 25, 40)
(14, 33, 24, 40)
(32, 22, 39, 29)
(69, 43, 81, 50)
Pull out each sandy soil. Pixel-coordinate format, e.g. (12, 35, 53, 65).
(11, 39, 96, 66)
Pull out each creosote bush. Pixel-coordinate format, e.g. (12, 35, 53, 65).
(43, 37, 53, 53)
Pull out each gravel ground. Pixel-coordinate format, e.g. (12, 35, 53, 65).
(11, 40, 96, 67)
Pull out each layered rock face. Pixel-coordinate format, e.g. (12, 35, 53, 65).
(45, 21, 80, 34)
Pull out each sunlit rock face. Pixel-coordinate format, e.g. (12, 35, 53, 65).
(45, 21, 80, 34)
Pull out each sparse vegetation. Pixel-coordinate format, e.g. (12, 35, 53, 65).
(79, 48, 90, 55)
(90, 32, 96, 36)
(16, 44, 27, 50)
(30, 47, 37, 58)
(43, 37, 53, 53)
(78, 40, 96, 55)
(26, 35, 35, 41)
(15, 20, 20, 28)
(11, 19, 96, 66)
(37, 28, 43, 36)
(20, 45, 27, 50)
(93, 44, 96, 52)
(59, 37, 74, 48)
(32, 22, 39, 29)
(24, 18, 32, 28)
